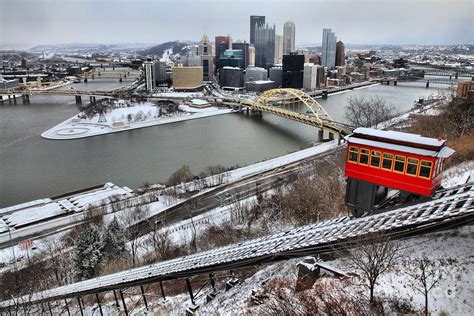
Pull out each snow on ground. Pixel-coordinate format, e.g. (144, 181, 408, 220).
(41, 102, 234, 140)
(152, 92, 204, 98)
(178, 104, 222, 113)
(162, 226, 474, 315)
(442, 160, 474, 188)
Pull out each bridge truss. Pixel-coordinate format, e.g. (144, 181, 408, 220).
(241, 88, 350, 136)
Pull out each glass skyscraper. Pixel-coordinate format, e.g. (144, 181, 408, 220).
(255, 23, 275, 69)
(321, 28, 337, 68)
(250, 16, 265, 45)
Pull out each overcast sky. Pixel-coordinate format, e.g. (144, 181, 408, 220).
(1, 0, 472, 48)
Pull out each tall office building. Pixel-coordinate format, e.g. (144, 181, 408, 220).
(144, 61, 155, 92)
(198, 34, 214, 81)
(233, 41, 250, 68)
(250, 15, 265, 45)
(249, 45, 256, 66)
(336, 41, 345, 66)
(255, 23, 275, 69)
(283, 21, 296, 55)
(321, 28, 337, 68)
(215, 35, 232, 59)
(303, 63, 317, 90)
(274, 35, 283, 64)
(282, 53, 304, 88)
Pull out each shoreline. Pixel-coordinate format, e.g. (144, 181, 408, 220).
(41, 108, 236, 140)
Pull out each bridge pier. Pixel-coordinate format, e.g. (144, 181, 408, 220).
(7, 95, 11, 103)
(21, 94, 30, 104)
(90, 96, 96, 104)
(316, 129, 324, 143)
(393, 80, 397, 86)
(426, 80, 430, 88)
(12, 94, 17, 104)
(322, 90, 328, 99)
(75, 95, 82, 104)
(455, 70, 458, 79)
(246, 107, 249, 115)
(84, 77, 88, 83)
(119, 77, 123, 82)
(328, 132, 334, 140)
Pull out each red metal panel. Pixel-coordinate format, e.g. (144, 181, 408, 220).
(345, 142, 442, 196)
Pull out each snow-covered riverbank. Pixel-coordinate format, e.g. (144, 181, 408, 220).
(41, 103, 235, 140)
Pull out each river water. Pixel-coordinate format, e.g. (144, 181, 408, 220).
(0, 79, 449, 207)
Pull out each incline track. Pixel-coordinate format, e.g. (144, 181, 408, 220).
(1, 182, 472, 310)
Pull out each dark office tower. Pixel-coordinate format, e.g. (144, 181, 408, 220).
(215, 36, 232, 59)
(336, 41, 345, 66)
(233, 42, 250, 68)
(250, 15, 265, 45)
(255, 23, 275, 69)
(282, 53, 304, 88)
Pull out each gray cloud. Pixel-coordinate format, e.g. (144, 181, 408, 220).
(1, 0, 472, 48)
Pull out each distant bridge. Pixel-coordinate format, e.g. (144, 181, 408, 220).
(227, 88, 352, 138)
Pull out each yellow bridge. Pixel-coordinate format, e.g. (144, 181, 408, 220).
(230, 88, 352, 138)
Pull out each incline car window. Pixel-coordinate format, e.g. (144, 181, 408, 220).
(419, 161, 433, 179)
(370, 151, 381, 167)
(382, 153, 393, 170)
(359, 148, 369, 165)
(406, 158, 419, 175)
(348, 147, 358, 162)
(394, 155, 406, 173)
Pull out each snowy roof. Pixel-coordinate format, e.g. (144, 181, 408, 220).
(352, 128, 446, 148)
(251, 80, 274, 84)
(190, 99, 209, 105)
(223, 66, 241, 70)
(347, 137, 454, 158)
(3, 203, 66, 228)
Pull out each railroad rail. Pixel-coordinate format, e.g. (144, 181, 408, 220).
(1, 182, 472, 311)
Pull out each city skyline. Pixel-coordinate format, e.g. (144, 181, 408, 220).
(1, 0, 473, 48)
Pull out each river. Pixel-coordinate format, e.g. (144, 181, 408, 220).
(0, 79, 449, 207)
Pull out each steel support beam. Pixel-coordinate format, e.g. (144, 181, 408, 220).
(140, 285, 148, 309)
(120, 290, 128, 315)
(95, 293, 103, 316)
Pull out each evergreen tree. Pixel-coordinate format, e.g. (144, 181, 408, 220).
(102, 217, 128, 263)
(71, 224, 104, 281)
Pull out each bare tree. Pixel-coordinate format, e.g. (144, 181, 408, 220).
(343, 234, 401, 304)
(121, 205, 149, 266)
(146, 218, 172, 260)
(345, 96, 397, 128)
(405, 257, 442, 316)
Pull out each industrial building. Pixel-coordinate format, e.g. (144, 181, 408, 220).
(269, 66, 283, 87)
(219, 66, 244, 90)
(245, 80, 275, 92)
(245, 66, 267, 82)
(219, 50, 244, 69)
(172, 66, 203, 91)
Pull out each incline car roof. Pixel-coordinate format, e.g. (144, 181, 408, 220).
(350, 128, 446, 150)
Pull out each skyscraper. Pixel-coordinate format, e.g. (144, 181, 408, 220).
(255, 23, 275, 69)
(282, 53, 304, 88)
(321, 29, 337, 68)
(283, 21, 295, 55)
(274, 35, 283, 64)
(336, 41, 345, 66)
(215, 35, 232, 74)
(250, 15, 265, 45)
(233, 41, 250, 68)
(198, 34, 214, 81)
